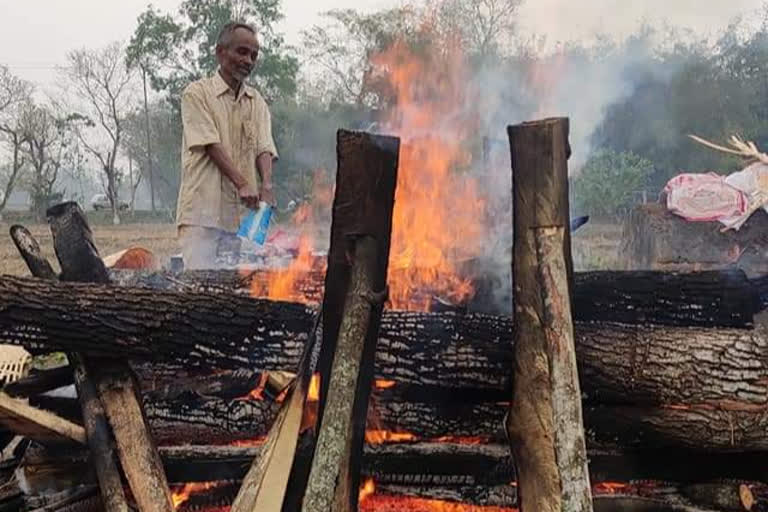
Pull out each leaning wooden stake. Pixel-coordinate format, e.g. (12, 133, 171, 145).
(302, 236, 383, 512)
(300, 129, 399, 512)
(46, 202, 174, 512)
(506, 118, 593, 512)
(9, 224, 130, 512)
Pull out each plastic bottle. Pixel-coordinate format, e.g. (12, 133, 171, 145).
(237, 201, 273, 245)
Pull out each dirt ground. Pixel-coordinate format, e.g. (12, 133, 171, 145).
(0, 223, 180, 276)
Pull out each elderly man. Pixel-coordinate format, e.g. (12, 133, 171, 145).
(176, 22, 277, 269)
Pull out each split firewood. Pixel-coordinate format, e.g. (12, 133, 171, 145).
(0, 392, 84, 444)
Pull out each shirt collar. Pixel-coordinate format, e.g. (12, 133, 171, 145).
(213, 70, 254, 100)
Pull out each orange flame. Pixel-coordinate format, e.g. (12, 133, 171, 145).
(359, 478, 376, 503)
(171, 481, 227, 510)
(365, 430, 418, 443)
(373, 39, 487, 311)
(375, 379, 396, 389)
(247, 38, 490, 312)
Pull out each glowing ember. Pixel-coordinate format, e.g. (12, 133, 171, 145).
(365, 429, 417, 443)
(375, 379, 397, 389)
(238, 372, 269, 401)
(308, 373, 320, 401)
(360, 495, 518, 512)
(228, 438, 266, 448)
(593, 482, 629, 495)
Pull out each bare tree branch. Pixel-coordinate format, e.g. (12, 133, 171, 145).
(59, 42, 136, 224)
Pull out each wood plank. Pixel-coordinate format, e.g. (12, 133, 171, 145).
(0, 391, 85, 444)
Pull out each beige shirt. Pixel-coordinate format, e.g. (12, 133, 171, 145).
(176, 72, 278, 232)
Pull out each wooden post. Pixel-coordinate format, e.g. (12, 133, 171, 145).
(506, 118, 593, 512)
(9, 224, 130, 512)
(46, 202, 174, 512)
(299, 129, 399, 511)
(302, 236, 382, 512)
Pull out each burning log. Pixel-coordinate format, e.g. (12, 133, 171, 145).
(680, 483, 755, 511)
(46, 202, 173, 512)
(7, 276, 768, 403)
(507, 118, 592, 512)
(5, 282, 768, 410)
(111, 266, 760, 329)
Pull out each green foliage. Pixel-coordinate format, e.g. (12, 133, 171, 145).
(591, 15, 768, 191)
(127, 0, 298, 104)
(571, 149, 655, 218)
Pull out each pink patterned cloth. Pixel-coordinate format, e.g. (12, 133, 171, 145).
(664, 173, 748, 222)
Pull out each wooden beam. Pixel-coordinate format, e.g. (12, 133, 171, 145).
(507, 118, 592, 512)
(0, 391, 85, 444)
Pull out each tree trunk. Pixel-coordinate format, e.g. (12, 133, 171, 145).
(507, 118, 592, 512)
(620, 202, 768, 277)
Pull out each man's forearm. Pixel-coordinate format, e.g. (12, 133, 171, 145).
(206, 143, 248, 189)
(256, 152, 274, 188)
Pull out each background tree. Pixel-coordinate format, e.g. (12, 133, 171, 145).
(300, 7, 421, 107)
(61, 42, 135, 224)
(127, 0, 298, 105)
(21, 104, 71, 219)
(0, 67, 33, 215)
(121, 100, 182, 212)
(571, 149, 655, 219)
(434, 0, 523, 59)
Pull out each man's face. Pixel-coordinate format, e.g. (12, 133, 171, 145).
(217, 28, 260, 84)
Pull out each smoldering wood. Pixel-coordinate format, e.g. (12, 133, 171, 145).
(303, 130, 400, 512)
(19, 440, 768, 503)
(680, 483, 754, 511)
(111, 267, 761, 329)
(46, 201, 173, 512)
(32, 389, 768, 454)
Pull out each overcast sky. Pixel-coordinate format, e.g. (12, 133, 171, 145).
(0, 0, 764, 87)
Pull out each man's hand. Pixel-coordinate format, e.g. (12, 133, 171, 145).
(238, 182, 261, 210)
(261, 183, 276, 206)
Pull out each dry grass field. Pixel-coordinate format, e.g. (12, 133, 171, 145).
(0, 223, 180, 276)
(0, 220, 623, 276)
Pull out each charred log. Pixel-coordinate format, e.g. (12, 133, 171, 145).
(110, 267, 760, 328)
(7, 284, 768, 410)
(4, 366, 73, 398)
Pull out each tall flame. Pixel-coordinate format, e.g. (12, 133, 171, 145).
(247, 38, 489, 311)
(374, 39, 487, 311)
